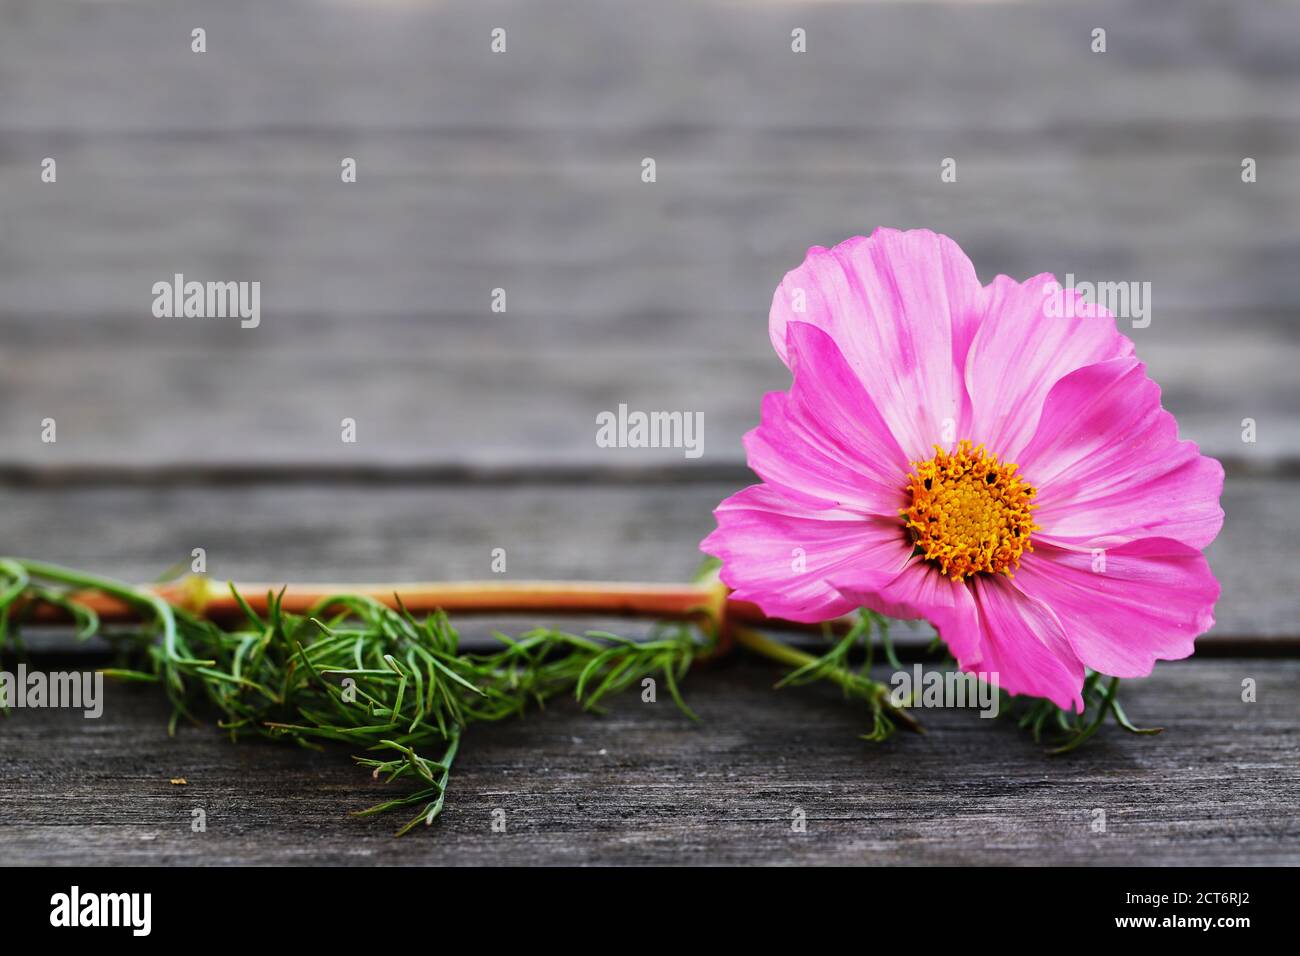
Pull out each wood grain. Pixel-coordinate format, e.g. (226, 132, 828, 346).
(1, 656, 1295, 865)
(2, 1, 1297, 468)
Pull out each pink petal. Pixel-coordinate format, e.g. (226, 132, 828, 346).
(964, 275, 1135, 464)
(968, 575, 1087, 712)
(701, 483, 912, 623)
(743, 322, 911, 517)
(1012, 540, 1218, 678)
(1018, 358, 1225, 550)
(768, 228, 984, 461)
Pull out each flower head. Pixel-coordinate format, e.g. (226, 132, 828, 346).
(702, 228, 1223, 712)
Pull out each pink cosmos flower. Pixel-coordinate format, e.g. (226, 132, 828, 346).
(702, 228, 1223, 712)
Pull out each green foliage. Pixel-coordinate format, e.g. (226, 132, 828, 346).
(1005, 672, 1162, 754)
(0, 559, 707, 835)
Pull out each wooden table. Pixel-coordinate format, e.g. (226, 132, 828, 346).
(2, 0, 1297, 865)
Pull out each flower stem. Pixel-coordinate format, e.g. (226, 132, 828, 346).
(732, 625, 819, 669)
(4, 562, 869, 650)
(14, 569, 729, 628)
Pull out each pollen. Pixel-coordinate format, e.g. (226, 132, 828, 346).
(901, 439, 1039, 582)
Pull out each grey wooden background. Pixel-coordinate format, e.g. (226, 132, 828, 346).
(1, 0, 1297, 865)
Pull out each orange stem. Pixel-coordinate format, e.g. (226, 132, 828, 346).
(18, 577, 842, 658)
(33, 579, 718, 619)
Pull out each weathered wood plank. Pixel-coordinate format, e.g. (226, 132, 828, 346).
(4, 138, 1297, 321)
(0, 324, 1294, 468)
(2, 0, 1297, 133)
(1, 656, 1295, 865)
(2, 2, 1297, 469)
(3, 127, 1296, 467)
(0, 478, 1293, 639)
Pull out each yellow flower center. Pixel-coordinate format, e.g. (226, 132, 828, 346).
(901, 440, 1038, 582)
